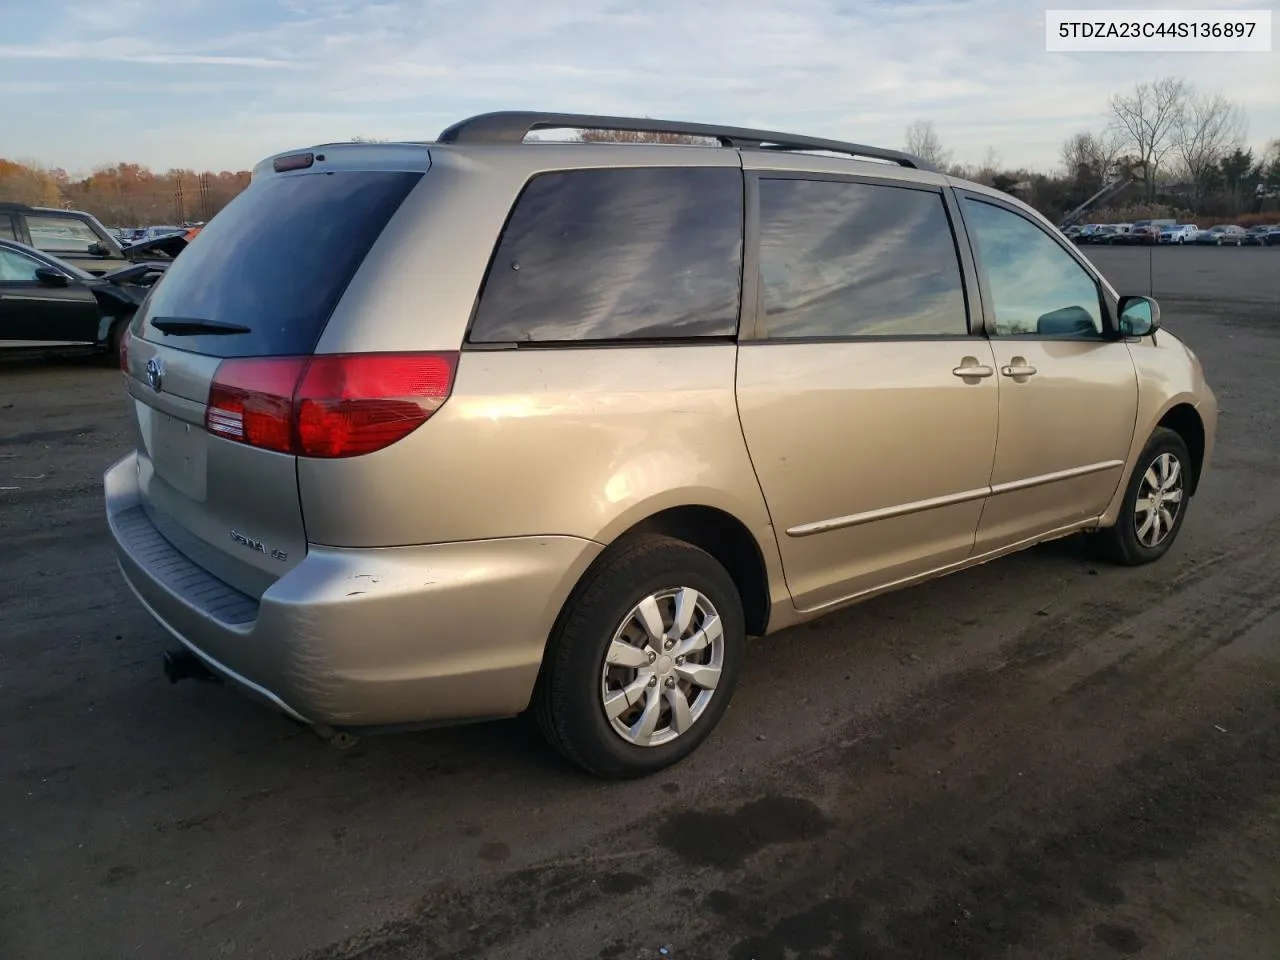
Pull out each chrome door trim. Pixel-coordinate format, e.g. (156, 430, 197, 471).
(989, 459, 1125, 496)
(786, 459, 1125, 538)
(786, 485, 990, 537)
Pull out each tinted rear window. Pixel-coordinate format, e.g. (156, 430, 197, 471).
(469, 167, 743, 343)
(138, 170, 422, 358)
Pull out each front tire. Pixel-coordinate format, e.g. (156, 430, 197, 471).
(1093, 427, 1192, 566)
(534, 534, 746, 779)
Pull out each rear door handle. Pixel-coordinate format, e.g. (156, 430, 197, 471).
(952, 357, 994, 380)
(1000, 360, 1038, 379)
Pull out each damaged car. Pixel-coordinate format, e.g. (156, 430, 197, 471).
(0, 238, 164, 361)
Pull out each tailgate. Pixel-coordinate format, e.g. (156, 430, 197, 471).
(121, 164, 426, 597)
(124, 338, 306, 598)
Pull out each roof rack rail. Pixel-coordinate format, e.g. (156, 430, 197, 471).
(435, 111, 932, 171)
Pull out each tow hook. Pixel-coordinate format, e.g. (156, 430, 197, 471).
(312, 724, 362, 751)
(163, 648, 222, 684)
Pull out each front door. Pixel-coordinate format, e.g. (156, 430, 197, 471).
(735, 172, 999, 613)
(0, 248, 101, 345)
(957, 193, 1139, 553)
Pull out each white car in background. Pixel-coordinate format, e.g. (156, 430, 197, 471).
(1160, 224, 1198, 244)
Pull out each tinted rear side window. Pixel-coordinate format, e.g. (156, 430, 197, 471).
(469, 167, 743, 343)
(138, 170, 422, 358)
(758, 178, 968, 338)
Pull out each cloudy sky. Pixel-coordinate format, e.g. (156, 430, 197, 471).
(0, 0, 1276, 174)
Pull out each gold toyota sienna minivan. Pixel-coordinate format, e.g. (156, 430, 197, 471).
(105, 111, 1217, 779)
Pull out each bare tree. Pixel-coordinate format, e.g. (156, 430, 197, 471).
(576, 128, 714, 145)
(1060, 130, 1122, 184)
(1108, 77, 1190, 200)
(1175, 92, 1247, 202)
(903, 120, 952, 170)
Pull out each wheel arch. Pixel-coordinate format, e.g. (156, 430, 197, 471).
(559, 496, 782, 639)
(1156, 402, 1206, 495)
(1100, 392, 1208, 528)
(618, 504, 773, 637)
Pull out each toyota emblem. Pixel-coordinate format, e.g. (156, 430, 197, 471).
(145, 357, 164, 392)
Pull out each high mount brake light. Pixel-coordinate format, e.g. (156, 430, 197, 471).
(205, 352, 458, 458)
(273, 152, 315, 172)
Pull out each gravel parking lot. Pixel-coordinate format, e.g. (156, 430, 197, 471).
(2, 248, 1278, 960)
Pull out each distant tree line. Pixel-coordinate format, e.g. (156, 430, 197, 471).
(4, 78, 1276, 230)
(0, 159, 251, 228)
(905, 76, 1279, 225)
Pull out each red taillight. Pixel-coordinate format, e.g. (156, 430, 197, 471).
(119, 326, 132, 373)
(207, 357, 307, 454)
(205, 353, 457, 458)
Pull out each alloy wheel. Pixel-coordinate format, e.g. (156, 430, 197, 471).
(600, 587, 725, 747)
(1134, 452, 1184, 548)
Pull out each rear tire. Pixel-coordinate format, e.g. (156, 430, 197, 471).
(1093, 427, 1192, 566)
(534, 534, 746, 779)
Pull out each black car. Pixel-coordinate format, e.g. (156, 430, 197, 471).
(1249, 225, 1280, 246)
(0, 238, 163, 360)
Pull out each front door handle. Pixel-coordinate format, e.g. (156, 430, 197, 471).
(952, 357, 995, 380)
(1000, 358, 1038, 380)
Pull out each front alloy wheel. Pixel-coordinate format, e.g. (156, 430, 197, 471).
(1133, 452, 1184, 549)
(1093, 427, 1193, 566)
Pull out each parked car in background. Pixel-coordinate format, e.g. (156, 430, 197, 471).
(1263, 226, 1280, 246)
(0, 238, 160, 360)
(1159, 224, 1198, 244)
(134, 225, 187, 244)
(1243, 224, 1280, 246)
(105, 110, 1219, 779)
(0, 202, 129, 275)
(1119, 224, 1160, 245)
(1201, 225, 1247, 245)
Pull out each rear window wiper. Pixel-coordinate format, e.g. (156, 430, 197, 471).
(150, 317, 251, 336)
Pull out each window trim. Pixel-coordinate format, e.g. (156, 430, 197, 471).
(0, 245, 46, 284)
(953, 188, 1119, 342)
(461, 165, 748, 351)
(22, 211, 116, 255)
(740, 171, 982, 345)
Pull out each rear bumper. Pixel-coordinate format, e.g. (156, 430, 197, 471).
(105, 452, 602, 728)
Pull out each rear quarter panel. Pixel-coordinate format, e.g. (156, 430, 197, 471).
(296, 344, 791, 614)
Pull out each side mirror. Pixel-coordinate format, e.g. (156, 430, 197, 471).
(87, 241, 109, 257)
(34, 266, 69, 288)
(1117, 295, 1160, 337)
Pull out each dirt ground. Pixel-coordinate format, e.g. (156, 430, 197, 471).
(1, 249, 1278, 960)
